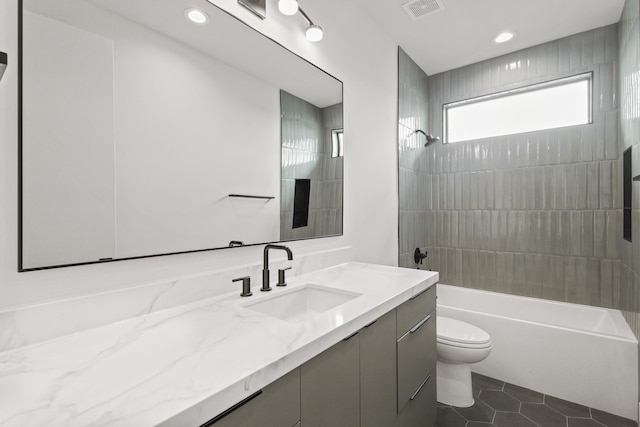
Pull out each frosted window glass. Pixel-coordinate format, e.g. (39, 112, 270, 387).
(445, 74, 591, 143)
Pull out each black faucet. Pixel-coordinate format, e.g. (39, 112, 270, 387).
(262, 244, 293, 292)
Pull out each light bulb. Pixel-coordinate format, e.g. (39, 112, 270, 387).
(184, 8, 209, 25)
(305, 24, 323, 42)
(278, 0, 299, 16)
(493, 31, 515, 44)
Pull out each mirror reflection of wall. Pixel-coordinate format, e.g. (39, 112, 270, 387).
(20, 0, 343, 271)
(280, 91, 343, 241)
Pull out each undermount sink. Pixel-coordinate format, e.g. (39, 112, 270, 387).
(242, 284, 362, 323)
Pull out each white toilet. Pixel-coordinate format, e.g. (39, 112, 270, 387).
(436, 316, 492, 407)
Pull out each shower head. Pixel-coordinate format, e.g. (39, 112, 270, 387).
(415, 130, 440, 147)
(425, 134, 440, 146)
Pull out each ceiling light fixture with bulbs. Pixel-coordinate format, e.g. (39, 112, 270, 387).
(298, 8, 323, 42)
(277, 0, 323, 42)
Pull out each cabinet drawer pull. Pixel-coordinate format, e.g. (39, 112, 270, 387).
(343, 331, 359, 341)
(364, 319, 378, 328)
(409, 286, 430, 300)
(410, 374, 431, 401)
(409, 314, 431, 334)
(201, 390, 263, 426)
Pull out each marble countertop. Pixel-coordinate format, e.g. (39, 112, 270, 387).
(0, 263, 438, 427)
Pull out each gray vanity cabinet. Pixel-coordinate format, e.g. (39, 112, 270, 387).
(396, 286, 437, 426)
(358, 285, 438, 427)
(203, 368, 300, 427)
(360, 309, 398, 427)
(300, 332, 361, 427)
(205, 285, 437, 427)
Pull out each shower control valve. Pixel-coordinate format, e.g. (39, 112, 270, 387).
(414, 248, 428, 264)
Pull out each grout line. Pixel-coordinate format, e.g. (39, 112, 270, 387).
(519, 411, 542, 427)
(586, 417, 607, 427)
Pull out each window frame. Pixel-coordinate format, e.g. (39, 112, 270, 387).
(442, 72, 593, 144)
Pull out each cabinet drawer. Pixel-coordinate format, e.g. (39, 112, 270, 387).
(396, 285, 436, 338)
(397, 312, 436, 411)
(396, 370, 437, 427)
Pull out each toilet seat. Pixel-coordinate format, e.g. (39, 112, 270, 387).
(438, 337, 492, 349)
(437, 316, 491, 348)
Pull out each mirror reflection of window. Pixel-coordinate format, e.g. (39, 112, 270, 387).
(331, 129, 344, 158)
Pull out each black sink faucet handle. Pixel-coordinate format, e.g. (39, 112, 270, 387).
(277, 267, 292, 287)
(233, 276, 252, 297)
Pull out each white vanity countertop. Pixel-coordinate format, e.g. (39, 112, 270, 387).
(0, 262, 438, 427)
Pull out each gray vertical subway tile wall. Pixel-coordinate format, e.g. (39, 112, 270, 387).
(280, 91, 343, 241)
(618, 0, 640, 408)
(397, 23, 634, 313)
(401, 4, 640, 409)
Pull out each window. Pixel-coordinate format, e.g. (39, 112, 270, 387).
(331, 128, 344, 158)
(444, 73, 592, 143)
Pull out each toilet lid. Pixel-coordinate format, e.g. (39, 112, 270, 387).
(437, 316, 491, 346)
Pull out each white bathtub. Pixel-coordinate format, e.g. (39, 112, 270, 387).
(437, 284, 638, 421)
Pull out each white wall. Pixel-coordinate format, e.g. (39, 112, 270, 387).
(0, 0, 399, 309)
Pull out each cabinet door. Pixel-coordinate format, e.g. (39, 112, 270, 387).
(203, 368, 300, 427)
(301, 333, 360, 427)
(360, 310, 398, 427)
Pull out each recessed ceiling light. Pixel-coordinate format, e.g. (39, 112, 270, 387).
(493, 31, 515, 44)
(185, 8, 209, 25)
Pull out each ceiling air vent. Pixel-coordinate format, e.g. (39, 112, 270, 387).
(402, 0, 444, 20)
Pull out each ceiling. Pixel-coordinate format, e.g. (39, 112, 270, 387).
(353, 0, 626, 76)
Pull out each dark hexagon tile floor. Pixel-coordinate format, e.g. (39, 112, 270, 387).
(435, 373, 637, 427)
